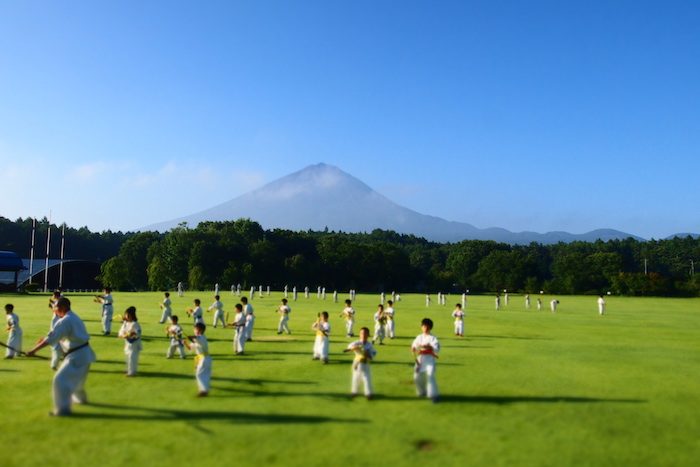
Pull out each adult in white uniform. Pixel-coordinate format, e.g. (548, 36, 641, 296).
(550, 299, 559, 313)
(597, 295, 606, 315)
(27, 297, 97, 416)
(411, 318, 440, 402)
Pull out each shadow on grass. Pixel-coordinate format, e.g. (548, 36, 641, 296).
(90, 368, 316, 387)
(75, 402, 365, 424)
(368, 394, 646, 404)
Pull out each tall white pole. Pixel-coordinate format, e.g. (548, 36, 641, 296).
(29, 218, 36, 284)
(43, 213, 52, 293)
(59, 223, 66, 289)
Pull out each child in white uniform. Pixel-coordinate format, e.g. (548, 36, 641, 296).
(384, 300, 396, 339)
(95, 287, 114, 335)
(5, 304, 22, 358)
(344, 327, 377, 399)
(241, 297, 255, 341)
(166, 315, 186, 359)
(411, 318, 440, 402)
(452, 303, 465, 337)
(159, 292, 172, 324)
(208, 295, 226, 328)
(185, 323, 211, 397)
(230, 303, 246, 354)
(277, 298, 291, 335)
(312, 311, 330, 363)
(550, 299, 559, 313)
(340, 299, 355, 337)
(118, 306, 142, 376)
(372, 304, 386, 345)
(188, 299, 204, 325)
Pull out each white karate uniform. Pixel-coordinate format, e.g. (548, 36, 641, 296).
(342, 306, 355, 337)
(50, 313, 61, 369)
(214, 283, 220, 295)
(46, 310, 97, 415)
(495, 297, 500, 311)
(166, 324, 186, 359)
(100, 294, 113, 334)
(598, 297, 606, 315)
(278, 305, 291, 334)
(384, 306, 396, 338)
(5, 313, 22, 357)
(312, 321, 330, 361)
(348, 340, 376, 397)
(372, 312, 385, 344)
(118, 321, 142, 376)
(192, 335, 212, 393)
(208, 300, 226, 328)
(412, 333, 440, 400)
(537, 299, 542, 311)
(452, 309, 465, 336)
(191, 306, 204, 325)
(177, 282, 184, 297)
(159, 297, 172, 324)
(243, 303, 255, 341)
(550, 300, 558, 312)
(232, 312, 246, 353)
(525, 295, 531, 310)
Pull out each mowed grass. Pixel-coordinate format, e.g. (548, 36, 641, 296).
(1, 291, 699, 467)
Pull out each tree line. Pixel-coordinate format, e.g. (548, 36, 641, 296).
(99, 219, 700, 296)
(2, 216, 698, 296)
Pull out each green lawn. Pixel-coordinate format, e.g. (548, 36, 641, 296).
(1, 291, 699, 466)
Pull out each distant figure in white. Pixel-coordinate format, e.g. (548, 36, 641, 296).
(380, 292, 385, 305)
(425, 294, 431, 307)
(452, 303, 465, 337)
(317, 286, 322, 299)
(230, 285, 235, 295)
(214, 283, 219, 295)
(495, 295, 500, 311)
(333, 290, 338, 303)
(241, 296, 255, 341)
(284, 285, 288, 298)
(341, 299, 356, 338)
(537, 298, 542, 311)
(250, 286, 255, 300)
(504, 291, 509, 306)
(597, 295, 606, 315)
(550, 299, 559, 313)
(322, 287, 326, 300)
(305, 286, 309, 299)
(525, 294, 531, 310)
(177, 281, 184, 297)
(461, 293, 467, 309)
(293, 286, 298, 301)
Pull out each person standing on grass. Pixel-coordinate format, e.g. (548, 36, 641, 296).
(312, 311, 331, 363)
(95, 287, 114, 335)
(208, 295, 226, 328)
(184, 322, 211, 397)
(411, 318, 440, 403)
(230, 303, 246, 355)
(452, 303, 465, 337)
(345, 327, 376, 400)
(187, 299, 204, 326)
(372, 304, 386, 345)
(525, 294, 531, 310)
(27, 297, 97, 416)
(166, 315, 186, 359)
(159, 292, 173, 324)
(4, 304, 22, 359)
(340, 299, 356, 338)
(495, 294, 501, 311)
(597, 295, 606, 315)
(48, 290, 62, 370)
(241, 296, 255, 341)
(384, 300, 396, 339)
(277, 298, 291, 335)
(118, 306, 142, 377)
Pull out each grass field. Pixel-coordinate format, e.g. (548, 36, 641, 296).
(1, 291, 699, 467)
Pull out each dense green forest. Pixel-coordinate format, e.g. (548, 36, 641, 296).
(2, 216, 699, 296)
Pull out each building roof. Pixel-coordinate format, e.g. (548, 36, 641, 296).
(0, 251, 26, 272)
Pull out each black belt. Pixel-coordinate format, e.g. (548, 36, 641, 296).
(65, 342, 89, 356)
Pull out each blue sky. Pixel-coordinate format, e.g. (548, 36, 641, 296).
(1, 1, 698, 239)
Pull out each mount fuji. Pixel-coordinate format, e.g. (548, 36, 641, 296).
(142, 163, 641, 244)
